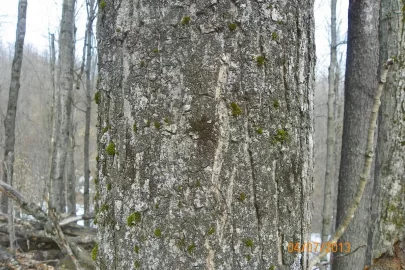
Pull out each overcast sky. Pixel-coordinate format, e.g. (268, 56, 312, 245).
(1, 0, 88, 55)
(0, 0, 348, 75)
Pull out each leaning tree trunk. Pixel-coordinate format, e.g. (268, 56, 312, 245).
(50, 0, 75, 213)
(96, 1, 315, 269)
(1, 0, 27, 253)
(367, 0, 405, 264)
(333, 0, 380, 270)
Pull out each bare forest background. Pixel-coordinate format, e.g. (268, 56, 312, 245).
(0, 42, 98, 218)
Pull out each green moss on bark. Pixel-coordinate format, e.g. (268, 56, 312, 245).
(91, 243, 98, 261)
(181, 16, 190, 25)
(231, 102, 242, 116)
(106, 142, 116, 155)
(94, 91, 101, 104)
(127, 212, 142, 226)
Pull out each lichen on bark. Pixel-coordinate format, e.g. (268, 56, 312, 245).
(96, 1, 315, 269)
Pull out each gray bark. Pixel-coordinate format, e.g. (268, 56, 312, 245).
(66, 108, 76, 215)
(1, 0, 28, 253)
(320, 0, 337, 250)
(84, 0, 96, 227)
(333, 56, 343, 190)
(331, 56, 343, 247)
(50, 0, 75, 213)
(333, 0, 380, 269)
(367, 0, 405, 263)
(47, 33, 59, 210)
(96, 1, 315, 270)
(1, 0, 27, 213)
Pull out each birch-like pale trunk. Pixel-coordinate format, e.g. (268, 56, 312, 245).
(1, 0, 27, 254)
(321, 0, 337, 252)
(50, 0, 75, 213)
(96, 1, 315, 269)
(367, 0, 405, 264)
(83, 0, 96, 227)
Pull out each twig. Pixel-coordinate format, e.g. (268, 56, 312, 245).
(59, 213, 95, 226)
(308, 59, 394, 269)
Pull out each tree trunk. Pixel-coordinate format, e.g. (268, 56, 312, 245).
(1, 0, 27, 213)
(66, 108, 76, 215)
(367, 0, 405, 264)
(333, 0, 380, 269)
(47, 33, 59, 211)
(50, 0, 75, 213)
(1, 0, 28, 253)
(96, 2, 315, 270)
(321, 0, 337, 252)
(332, 55, 343, 253)
(84, 0, 96, 227)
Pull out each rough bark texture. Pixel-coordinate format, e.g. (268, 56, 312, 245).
(96, 1, 315, 269)
(368, 0, 405, 263)
(84, 0, 96, 227)
(1, 0, 27, 214)
(333, 0, 380, 269)
(50, 0, 75, 213)
(321, 0, 337, 249)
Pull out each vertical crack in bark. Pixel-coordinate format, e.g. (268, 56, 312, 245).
(230, 218, 242, 270)
(282, 58, 290, 114)
(211, 52, 230, 246)
(113, 224, 118, 270)
(245, 116, 262, 266)
(273, 159, 284, 265)
(299, 144, 308, 269)
(259, 25, 265, 104)
(278, 232, 285, 266)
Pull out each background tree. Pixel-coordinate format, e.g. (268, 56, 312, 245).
(47, 32, 58, 209)
(65, 106, 76, 214)
(321, 0, 338, 253)
(95, 1, 315, 269)
(367, 0, 405, 264)
(50, 0, 75, 213)
(1, 0, 27, 253)
(333, 0, 380, 269)
(1, 0, 27, 213)
(83, 0, 96, 227)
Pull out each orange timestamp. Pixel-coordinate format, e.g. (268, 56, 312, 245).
(287, 242, 351, 253)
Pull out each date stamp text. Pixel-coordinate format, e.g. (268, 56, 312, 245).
(287, 242, 351, 253)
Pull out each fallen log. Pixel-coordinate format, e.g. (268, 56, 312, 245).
(0, 222, 96, 247)
(0, 181, 95, 270)
(0, 213, 96, 238)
